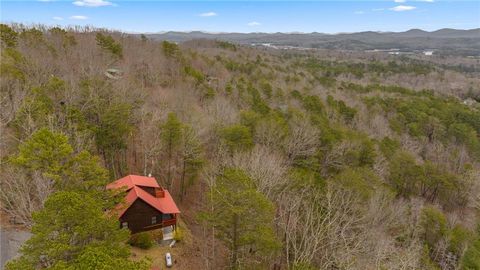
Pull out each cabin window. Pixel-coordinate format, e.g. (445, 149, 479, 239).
(121, 221, 128, 229)
(151, 216, 157, 224)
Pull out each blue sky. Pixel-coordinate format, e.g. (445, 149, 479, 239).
(1, 0, 479, 33)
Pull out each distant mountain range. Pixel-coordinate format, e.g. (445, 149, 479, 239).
(146, 28, 480, 56)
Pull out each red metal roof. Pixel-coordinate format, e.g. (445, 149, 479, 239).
(106, 175, 160, 191)
(108, 175, 180, 218)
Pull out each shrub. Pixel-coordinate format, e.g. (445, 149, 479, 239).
(173, 227, 184, 242)
(149, 229, 164, 242)
(292, 262, 317, 270)
(129, 232, 154, 249)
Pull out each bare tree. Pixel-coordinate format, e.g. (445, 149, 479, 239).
(277, 185, 366, 269)
(136, 107, 164, 176)
(285, 116, 320, 161)
(0, 169, 54, 226)
(229, 145, 289, 199)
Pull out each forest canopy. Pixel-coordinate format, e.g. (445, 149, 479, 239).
(1, 24, 479, 269)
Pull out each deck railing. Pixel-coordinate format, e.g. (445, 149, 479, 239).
(162, 218, 176, 227)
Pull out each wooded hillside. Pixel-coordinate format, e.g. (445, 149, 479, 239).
(1, 24, 479, 269)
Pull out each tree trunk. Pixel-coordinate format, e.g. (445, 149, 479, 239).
(180, 158, 187, 201)
(167, 137, 172, 190)
(143, 152, 147, 176)
(232, 213, 239, 270)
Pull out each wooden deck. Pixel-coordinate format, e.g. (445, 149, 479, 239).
(142, 218, 176, 231)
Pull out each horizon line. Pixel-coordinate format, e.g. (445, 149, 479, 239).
(2, 22, 479, 35)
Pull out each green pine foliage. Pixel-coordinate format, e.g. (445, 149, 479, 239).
(5, 191, 150, 270)
(10, 128, 109, 190)
(421, 206, 448, 249)
(11, 128, 73, 181)
(162, 40, 179, 57)
(95, 32, 123, 58)
(0, 24, 18, 47)
(461, 226, 480, 269)
(160, 112, 183, 187)
(364, 94, 480, 158)
(180, 126, 204, 200)
(219, 124, 254, 153)
(200, 168, 281, 269)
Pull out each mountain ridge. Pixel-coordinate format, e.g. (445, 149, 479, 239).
(146, 28, 480, 56)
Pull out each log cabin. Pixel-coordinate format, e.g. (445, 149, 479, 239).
(106, 175, 180, 234)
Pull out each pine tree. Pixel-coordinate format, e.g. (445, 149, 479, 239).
(11, 128, 109, 191)
(0, 24, 18, 47)
(200, 168, 280, 269)
(5, 191, 150, 270)
(160, 112, 183, 190)
(179, 126, 204, 200)
(219, 124, 254, 153)
(11, 128, 73, 182)
(95, 33, 123, 59)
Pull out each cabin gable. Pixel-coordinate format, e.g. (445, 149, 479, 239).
(120, 199, 162, 233)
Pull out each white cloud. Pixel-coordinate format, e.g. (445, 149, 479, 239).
(70, 15, 88, 20)
(247, 21, 261, 26)
(394, 0, 406, 3)
(199, 12, 217, 17)
(73, 0, 113, 7)
(354, 11, 365, 14)
(418, 0, 434, 2)
(53, 16, 64, 20)
(390, 5, 416, 11)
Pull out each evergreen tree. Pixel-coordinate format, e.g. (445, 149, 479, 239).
(461, 225, 480, 270)
(95, 33, 123, 59)
(200, 168, 280, 269)
(219, 124, 254, 153)
(0, 24, 18, 47)
(95, 103, 133, 177)
(11, 128, 109, 190)
(5, 191, 149, 270)
(179, 126, 204, 200)
(161, 40, 179, 58)
(11, 128, 73, 182)
(388, 151, 422, 197)
(160, 112, 183, 190)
